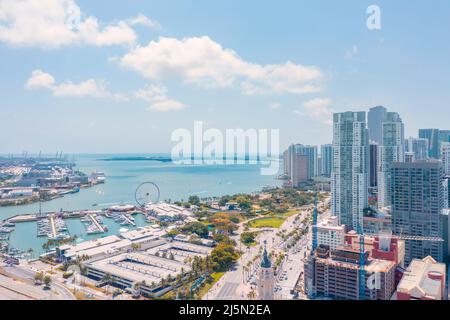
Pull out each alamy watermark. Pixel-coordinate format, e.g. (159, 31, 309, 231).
(170, 121, 280, 176)
(367, 5, 381, 30)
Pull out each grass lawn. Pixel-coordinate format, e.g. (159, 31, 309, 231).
(196, 272, 225, 299)
(248, 217, 285, 228)
(283, 209, 299, 217)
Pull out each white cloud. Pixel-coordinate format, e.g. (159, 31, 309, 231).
(269, 102, 281, 109)
(0, 0, 159, 48)
(134, 84, 186, 112)
(301, 97, 334, 125)
(25, 69, 124, 100)
(119, 36, 325, 95)
(127, 13, 161, 30)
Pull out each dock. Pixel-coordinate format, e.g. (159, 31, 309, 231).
(49, 214, 57, 238)
(88, 214, 106, 233)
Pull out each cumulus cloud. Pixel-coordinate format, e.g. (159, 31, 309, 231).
(134, 84, 186, 112)
(119, 36, 324, 95)
(0, 0, 159, 48)
(25, 69, 125, 100)
(127, 13, 161, 30)
(302, 97, 334, 125)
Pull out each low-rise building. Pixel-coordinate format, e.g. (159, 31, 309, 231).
(316, 216, 346, 250)
(395, 256, 447, 300)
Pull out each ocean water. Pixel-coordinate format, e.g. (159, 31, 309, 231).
(1, 154, 280, 254)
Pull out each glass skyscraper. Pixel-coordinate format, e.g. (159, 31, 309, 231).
(378, 112, 405, 209)
(419, 128, 440, 159)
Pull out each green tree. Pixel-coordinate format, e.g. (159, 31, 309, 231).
(43, 275, 52, 288)
(188, 195, 201, 206)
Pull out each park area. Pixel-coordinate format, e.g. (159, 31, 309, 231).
(248, 216, 285, 229)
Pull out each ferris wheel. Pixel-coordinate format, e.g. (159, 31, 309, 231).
(135, 182, 160, 208)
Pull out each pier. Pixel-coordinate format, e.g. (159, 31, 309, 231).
(49, 214, 57, 238)
(88, 214, 106, 233)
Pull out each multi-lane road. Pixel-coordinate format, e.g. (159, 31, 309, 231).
(205, 196, 330, 300)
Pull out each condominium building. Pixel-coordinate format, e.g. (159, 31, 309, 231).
(320, 144, 333, 177)
(369, 142, 378, 188)
(368, 106, 387, 145)
(291, 144, 318, 179)
(391, 160, 446, 264)
(378, 112, 405, 209)
(332, 111, 369, 231)
(405, 137, 429, 161)
(441, 142, 450, 176)
(316, 216, 346, 250)
(419, 129, 440, 159)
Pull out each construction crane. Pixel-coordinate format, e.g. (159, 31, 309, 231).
(357, 222, 365, 300)
(312, 190, 318, 252)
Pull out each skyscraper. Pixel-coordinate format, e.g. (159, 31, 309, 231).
(439, 130, 450, 143)
(369, 142, 378, 188)
(442, 142, 450, 176)
(290, 144, 318, 179)
(391, 160, 446, 265)
(332, 111, 369, 231)
(378, 112, 405, 209)
(405, 137, 429, 161)
(368, 106, 387, 144)
(290, 153, 308, 187)
(419, 129, 440, 159)
(320, 144, 332, 177)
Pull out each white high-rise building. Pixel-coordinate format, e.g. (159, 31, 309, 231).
(332, 111, 369, 232)
(378, 112, 405, 209)
(441, 142, 450, 176)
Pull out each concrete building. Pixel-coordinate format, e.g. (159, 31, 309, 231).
(368, 106, 387, 145)
(320, 144, 333, 177)
(405, 137, 429, 161)
(83, 240, 213, 298)
(290, 144, 318, 179)
(258, 242, 274, 300)
(307, 245, 397, 300)
(290, 154, 308, 187)
(378, 112, 405, 210)
(363, 215, 392, 235)
(396, 256, 447, 300)
(57, 226, 167, 262)
(305, 232, 404, 300)
(332, 111, 369, 231)
(146, 203, 194, 222)
(316, 216, 346, 250)
(419, 129, 440, 159)
(391, 160, 446, 264)
(369, 142, 378, 189)
(441, 142, 450, 176)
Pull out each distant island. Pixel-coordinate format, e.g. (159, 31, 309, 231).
(99, 156, 172, 162)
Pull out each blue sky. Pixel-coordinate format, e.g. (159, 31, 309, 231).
(1, 0, 449, 154)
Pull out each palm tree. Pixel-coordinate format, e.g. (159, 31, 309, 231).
(101, 273, 113, 294)
(247, 289, 257, 300)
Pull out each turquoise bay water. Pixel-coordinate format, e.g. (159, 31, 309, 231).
(1, 154, 280, 254)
